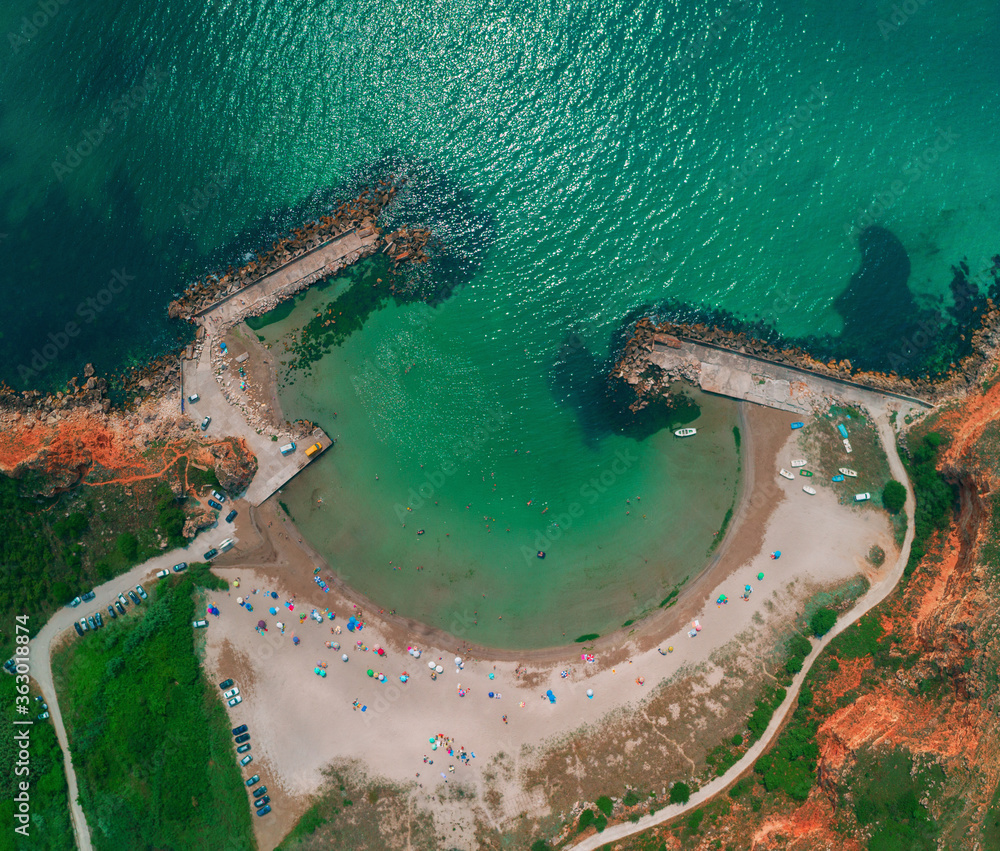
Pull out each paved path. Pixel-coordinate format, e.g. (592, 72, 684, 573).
(182, 341, 329, 505)
(195, 227, 378, 332)
(570, 412, 914, 850)
(29, 528, 225, 851)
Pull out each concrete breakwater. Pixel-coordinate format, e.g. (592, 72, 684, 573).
(167, 180, 433, 329)
(613, 309, 1000, 409)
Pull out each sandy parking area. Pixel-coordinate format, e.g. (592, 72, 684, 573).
(200, 403, 894, 849)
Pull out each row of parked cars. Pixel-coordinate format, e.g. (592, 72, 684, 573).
(226, 685, 271, 817)
(72, 586, 147, 637)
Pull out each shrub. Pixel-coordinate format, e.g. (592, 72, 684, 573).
(669, 783, 691, 804)
(687, 809, 704, 832)
(731, 733, 743, 747)
(728, 778, 753, 798)
(622, 790, 641, 807)
(596, 795, 614, 816)
(809, 607, 837, 637)
(578, 809, 595, 831)
(116, 532, 138, 561)
(785, 655, 804, 675)
(594, 815, 607, 832)
(882, 480, 907, 514)
(530, 841, 549, 851)
(868, 544, 886, 566)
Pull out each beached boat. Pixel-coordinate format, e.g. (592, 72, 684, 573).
(790, 459, 807, 468)
(673, 428, 697, 437)
(837, 423, 849, 439)
(843, 438, 853, 453)
(799, 470, 813, 477)
(779, 469, 795, 480)
(803, 486, 816, 495)
(790, 422, 804, 429)
(839, 468, 858, 477)
(832, 474, 845, 482)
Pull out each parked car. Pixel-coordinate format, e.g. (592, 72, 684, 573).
(94, 612, 103, 628)
(225, 509, 238, 523)
(203, 548, 219, 561)
(107, 604, 117, 619)
(87, 616, 96, 630)
(245, 775, 260, 787)
(79, 618, 88, 632)
(128, 590, 140, 605)
(240, 755, 253, 767)
(74, 622, 84, 637)
(212, 490, 227, 503)
(256, 805, 271, 817)
(37, 712, 49, 720)
(219, 679, 234, 690)
(156, 569, 169, 579)
(854, 492, 871, 502)
(173, 562, 188, 572)
(201, 416, 211, 431)
(236, 743, 251, 754)
(223, 688, 240, 699)
(208, 499, 223, 511)
(231, 724, 248, 736)
(69, 596, 82, 608)
(118, 593, 128, 608)
(81, 591, 96, 602)
(253, 794, 269, 807)
(219, 538, 234, 552)
(136, 584, 147, 600)
(252, 785, 267, 798)
(115, 600, 126, 616)
(234, 733, 251, 744)
(192, 620, 208, 628)
(187, 393, 200, 403)
(228, 696, 242, 707)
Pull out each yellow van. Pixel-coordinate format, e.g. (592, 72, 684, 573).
(305, 442, 322, 458)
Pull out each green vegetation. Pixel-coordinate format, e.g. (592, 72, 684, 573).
(904, 432, 957, 577)
(54, 565, 255, 851)
(531, 841, 549, 851)
(732, 425, 741, 450)
(882, 479, 907, 514)
(669, 783, 690, 804)
(0, 676, 74, 850)
(578, 808, 595, 831)
(596, 795, 614, 816)
(982, 774, 1000, 848)
(868, 543, 886, 566)
(687, 808, 704, 832)
(754, 713, 819, 801)
(594, 814, 608, 832)
(727, 777, 754, 799)
(574, 633, 599, 643)
(747, 685, 787, 742)
(809, 607, 837, 637)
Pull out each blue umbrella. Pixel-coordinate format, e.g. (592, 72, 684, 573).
(269, 607, 277, 615)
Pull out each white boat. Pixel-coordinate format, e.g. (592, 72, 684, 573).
(779, 469, 795, 480)
(839, 468, 857, 477)
(843, 439, 853, 453)
(674, 428, 697, 438)
(790, 459, 807, 468)
(802, 486, 816, 495)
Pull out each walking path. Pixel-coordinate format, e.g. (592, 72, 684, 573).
(569, 412, 914, 850)
(29, 530, 220, 851)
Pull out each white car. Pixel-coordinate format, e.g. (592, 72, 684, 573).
(223, 688, 240, 699)
(156, 569, 169, 578)
(854, 492, 871, 502)
(228, 696, 242, 707)
(240, 754, 253, 766)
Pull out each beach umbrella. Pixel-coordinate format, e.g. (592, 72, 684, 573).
(314, 667, 320, 674)
(292, 635, 300, 645)
(757, 572, 764, 580)
(257, 620, 266, 630)
(586, 688, 594, 698)
(332, 642, 340, 650)
(435, 665, 443, 673)
(269, 607, 277, 615)
(454, 657, 462, 666)
(237, 597, 243, 604)
(271, 591, 278, 599)
(429, 738, 436, 743)
(428, 661, 436, 669)
(367, 669, 374, 677)
(276, 621, 284, 630)
(431, 743, 438, 750)
(320, 670, 326, 677)
(745, 584, 752, 591)
(342, 654, 349, 662)
(488, 692, 495, 698)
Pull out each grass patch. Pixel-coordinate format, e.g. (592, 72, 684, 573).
(575, 634, 600, 643)
(53, 567, 253, 851)
(903, 432, 957, 577)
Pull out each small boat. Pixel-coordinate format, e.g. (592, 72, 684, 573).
(839, 468, 857, 477)
(803, 486, 816, 495)
(779, 469, 795, 480)
(831, 474, 845, 482)
(674, 428, 697, 438)
(799, 470, 813, 477)
(843, 439, 853, 453)
(791, 459, 807, 468)
(791, 422, 804, 429)
(837, 424, 849, 439)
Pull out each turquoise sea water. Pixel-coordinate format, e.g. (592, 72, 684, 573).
(2, 0, 998, 643)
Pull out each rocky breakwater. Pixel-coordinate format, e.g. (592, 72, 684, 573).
(613, 306, 1000, 410)
(167, 181, 433, 328)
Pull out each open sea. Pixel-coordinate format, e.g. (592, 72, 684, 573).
(1, 0, 998, 646)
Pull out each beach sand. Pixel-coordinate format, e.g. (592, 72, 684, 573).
(200, 401, 895, 849)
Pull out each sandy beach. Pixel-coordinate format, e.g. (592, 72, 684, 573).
(199, 398, 895, 849)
